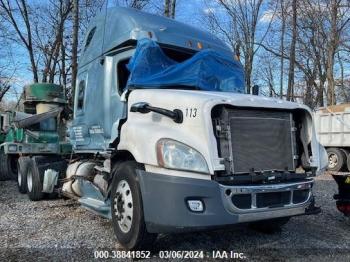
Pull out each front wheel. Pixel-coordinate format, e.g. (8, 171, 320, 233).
(111, 161, 157, 250)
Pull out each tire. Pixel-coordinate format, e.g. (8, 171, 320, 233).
(341, 149, 350, 171)
(0, 151, 18, 181)
(0, 151, 11, 181)
(111, 161, 157, 250)
(249, 217, 291, 234)
(346, 155, 350, 173)
(17, 157, 31, 194)
(340, 148, 349, 158)
(27, 158, 44, 201)
(327, 148, 346, 172)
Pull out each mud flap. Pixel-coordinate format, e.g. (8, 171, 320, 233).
(32, 155, 67, 192)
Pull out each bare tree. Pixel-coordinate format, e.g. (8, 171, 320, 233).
(206, 0, 274, 94)
(257, 0, 350, 107)
(260, 55, 278, 97)
(323, 0, 350, 105)
(71, 0, 79, 99)
(0, 0, 38, 82)
(34, 0, 72, 83)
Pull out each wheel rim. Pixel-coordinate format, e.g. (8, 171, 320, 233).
(27, 170, 33, 192)
(18, 170, 22, 186)
(114, 179, 133, 233)
(328, 153, 338, 169)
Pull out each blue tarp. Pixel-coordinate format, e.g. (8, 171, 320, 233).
(126, 39, 245, 93)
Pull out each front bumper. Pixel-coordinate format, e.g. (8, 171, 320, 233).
(137, 170, 315, 233)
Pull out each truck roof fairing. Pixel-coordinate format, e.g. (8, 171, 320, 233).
(79, 7, 233, 68)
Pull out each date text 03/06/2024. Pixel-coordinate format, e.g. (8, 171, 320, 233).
(93, 250, 246, 259)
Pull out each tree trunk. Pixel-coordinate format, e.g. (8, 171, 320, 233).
(164, 0, 170, 17)
(245, 56, 252, 94)
(338, 52, 347, 102)
(287, 0, 297, 101)
(304, 77, 314, 108)
(326, 53, 336, 105)
(326, 1, 338, 106)
(19, 0, 39, 82)
(71, 0, 79, 102)
(170, 0, 176, 18)
(61, 32, 67, 89)
(279, 0, 285, 98)
(317, 81, 325, 107)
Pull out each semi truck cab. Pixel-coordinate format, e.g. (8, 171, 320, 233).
(39, 7, 328, 250)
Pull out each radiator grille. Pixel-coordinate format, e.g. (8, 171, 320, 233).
(215, 108, 296, 174)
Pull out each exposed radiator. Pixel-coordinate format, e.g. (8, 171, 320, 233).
(214, 108, 296, 175)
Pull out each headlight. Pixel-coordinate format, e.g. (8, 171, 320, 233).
(156, 139, 209, 173)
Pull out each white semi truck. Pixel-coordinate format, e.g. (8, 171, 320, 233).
(21, 7, 328, 250)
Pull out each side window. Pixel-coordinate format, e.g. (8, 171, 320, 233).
(77, 80, 86, 111)
(84, 27, 96, 51)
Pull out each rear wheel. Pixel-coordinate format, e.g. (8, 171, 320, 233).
(0, 151, 18, 181)
(111, 161, 157, 250)
(327, 148, 346, 172)
(249, 217, 291, 233)
(27, 159, 44, 201)
(346, 155, 350, 174)
(17, 157, 31, 193)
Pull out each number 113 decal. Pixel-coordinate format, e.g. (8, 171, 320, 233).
(185, 108, 197, 118)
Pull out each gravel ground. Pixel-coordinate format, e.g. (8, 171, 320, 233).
(0, 173, 349, 261)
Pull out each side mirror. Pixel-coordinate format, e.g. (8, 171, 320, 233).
(252, 85, 259, 96)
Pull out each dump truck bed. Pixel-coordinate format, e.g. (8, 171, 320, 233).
(314, 104, 350, 147)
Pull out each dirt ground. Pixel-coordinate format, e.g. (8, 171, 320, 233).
(0, 173, 349, 261)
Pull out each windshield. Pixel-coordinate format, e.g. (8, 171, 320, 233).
(126, 39, 246, 94)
